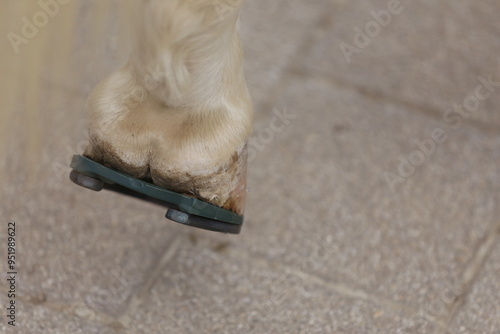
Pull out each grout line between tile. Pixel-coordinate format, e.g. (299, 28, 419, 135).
(289, 68, 500, 137)
(433, 220, 500, 334)
(118, 236, 182, 328)
(248, 255, 417, 318)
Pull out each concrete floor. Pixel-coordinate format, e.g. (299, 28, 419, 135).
(1, 1, 499, 333)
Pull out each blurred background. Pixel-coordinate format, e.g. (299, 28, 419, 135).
(0, 1, 499, 333)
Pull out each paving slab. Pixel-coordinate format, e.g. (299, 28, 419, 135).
(302, 0, 500, 130)
(0, 174, 184, 318)
(241, 75, 500, 317)
(122, 234, 435, 334)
